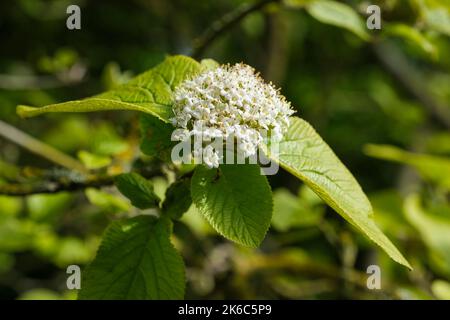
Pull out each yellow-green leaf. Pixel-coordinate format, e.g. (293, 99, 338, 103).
(364, 144, 450, 191)
(17, 55, 202, 123)
(263, 117, 411, 268)
(306, 0, 370, 40)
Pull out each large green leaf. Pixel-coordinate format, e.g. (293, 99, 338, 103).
(17, 55, 202, 122)
(78, 216, 185, 299)
(306, 0, 370, 40)
(191, 164, 273, 247)
(263, 117, 411, 268)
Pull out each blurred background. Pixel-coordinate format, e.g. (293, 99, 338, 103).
(0, 0, 449, 299)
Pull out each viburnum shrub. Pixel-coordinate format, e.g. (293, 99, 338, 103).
(17, 56, 411, 300)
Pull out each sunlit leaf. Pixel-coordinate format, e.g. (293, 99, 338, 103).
(77, 150, 111, 170)
(432, 280, 450, 300)
(17, 56, 202, 122)
(191, 164, 273, 247)
(85, 188, 131, 213)
(263, 117, 411, 268)
(306, 0, 370, 40)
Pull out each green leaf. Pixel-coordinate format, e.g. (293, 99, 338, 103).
(90, 123, 128, 156)
(0, 196, 22, 218)
(79, 216, 185, 299)
(140, 114, 176, 159)
(180, 204, 216, 237)
(27, 192, 72, 222)
(364, 144, 450, 191)
(418, 0, 450, 36)
(283, 0, 315, 8)
(77, 150, 111, 170)
(369, 190, 414, 237)
(404, 195, 450, 276)
(19, 289, 64, 301)
(17, 55, 202, 122)
(432, 280, 450, 300)
(162, 178, 192, 220)
(85, 188, 131, 213)
(0, 160, 20, 181)
(114, 173, 160, 209)
(272, 187, 324, 232)
(200, 58, 220, 72)
(384, 23, 437, 58)
(306, 0, 370, 40)
(263, 117, 411, 268)
(191, 164, 273, 247)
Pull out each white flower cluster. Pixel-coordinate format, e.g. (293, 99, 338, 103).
(171, 63, 294, 168)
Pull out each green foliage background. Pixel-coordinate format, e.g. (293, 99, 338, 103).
(0, 0, 449, 299)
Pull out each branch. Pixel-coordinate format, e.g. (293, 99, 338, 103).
(0, 166, 162, 196)
(0, 120, 88, 174)
(191, 0, 280, 59)
(0, 173, 114, 196)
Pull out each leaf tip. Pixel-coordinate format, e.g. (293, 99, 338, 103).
(393, 253, 413, 270)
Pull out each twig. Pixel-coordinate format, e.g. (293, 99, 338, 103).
(0, 166, 162, 196)
(0, 173, 114, 196)
(191, 0, 280, 59)
(372, 40, 450, 129)
(0, 120, 88, 174)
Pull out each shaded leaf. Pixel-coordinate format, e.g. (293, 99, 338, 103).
(114, 173, 160, 209)
(140, 114, 175, 159)
(162, 178, 192, 220)
(79, 216, 185, 299)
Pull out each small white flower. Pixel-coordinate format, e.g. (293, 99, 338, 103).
(172, 128, 190, 141)
(202, 144, 220, 168)
(171, 63, 294, 168)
